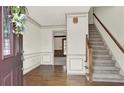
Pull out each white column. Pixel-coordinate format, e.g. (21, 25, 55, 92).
(66, 13, 88, 75)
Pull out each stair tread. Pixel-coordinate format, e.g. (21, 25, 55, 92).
(93, 73, 124, 79)
(93, 48, 107, 50)
(93, 66, 119, 71)
(93, 59, 115, 63)
(93, 55, 112, 59)
(90, 38, 102, 41)
(93, 60, 115, 64)
(92, 45, 105, 48)
(93, 63, 115, 65)
(93, 70, 118, 74)
(93, 78, 124, 83)
(93, 54, 111, 57)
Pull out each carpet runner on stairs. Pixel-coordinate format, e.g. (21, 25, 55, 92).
(89, 24, 124, 83)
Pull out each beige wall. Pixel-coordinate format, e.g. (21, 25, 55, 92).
(94, 6, 124, 74)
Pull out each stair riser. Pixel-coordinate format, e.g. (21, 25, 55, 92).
(90, 33, 99, 35)
(89, 28, 96, 29)
(93, 78, 124, 83)
(93, 52, 109, 55)
(90, 38, 102, 41)
(89, 28, 97, 30)
(93, 76, 122, 79)
(90, 36, 101, 38)
(93, 50, 108, 52)
(93, 54, 112, 58)
(90, 34, 101, 38)
(91, 44, 104, 46)
(93, 63, 115, 66)
(93, 70, 118, 74)
(93, 60, 114, 63)
(91, 41, 104, 43)
(93, 68, 119, 72)
(93, 60, 115, 64)
(93, 48, 107, 50)
(93, 57, 112, 60)
(92, 46, 106, 49)
(91, 43, 104, 46)
(89, 31, 99, 33)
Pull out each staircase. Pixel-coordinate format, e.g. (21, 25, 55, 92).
(89, 24, 124, 83)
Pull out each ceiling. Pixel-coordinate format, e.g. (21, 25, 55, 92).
(27, 6, 90, 26)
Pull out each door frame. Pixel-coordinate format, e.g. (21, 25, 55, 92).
(52, 30, 67, 66)
(0, 6, 2, 62)
(62, 38, 66, 56)
(0, 6, 23, 86)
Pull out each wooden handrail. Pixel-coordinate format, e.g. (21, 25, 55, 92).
(93, 13, 124, 53)
(85, 34, 93, 82)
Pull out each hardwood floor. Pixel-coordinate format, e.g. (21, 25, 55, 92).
(23, 65, 124, 86)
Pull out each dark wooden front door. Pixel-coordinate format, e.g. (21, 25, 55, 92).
(0, 6, 23, 86)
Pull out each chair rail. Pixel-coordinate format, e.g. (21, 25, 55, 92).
(93, 13, 124, 53)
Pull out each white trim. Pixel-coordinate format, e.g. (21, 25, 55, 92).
(41, 52, 53, 65)
(27, 15, 42, 28)
(23, 52, 41, 75)
(41, 25, 67, 29)
(23, 63, 40, 75)
(67, 54, 85, 56)
(67, 71, 85, 75)
(66, 12, 88, 16)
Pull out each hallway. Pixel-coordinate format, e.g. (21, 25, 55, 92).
(23, 65, 124, 86)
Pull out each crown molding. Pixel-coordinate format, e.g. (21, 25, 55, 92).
(27, 15, 42, 28)
(26, 16, 67, 29)
(66, 12, 88, 17)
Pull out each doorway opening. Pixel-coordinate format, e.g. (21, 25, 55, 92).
(53, 31, 67, 67)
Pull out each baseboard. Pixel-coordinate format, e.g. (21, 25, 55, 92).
(67, 70, 84, 75)
(115, 61, 124, 76)
(120, 70, 124, 76)
(41, 63, 53, 65)
(23, 63, 40, 75)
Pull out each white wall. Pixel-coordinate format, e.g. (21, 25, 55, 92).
(27, 6, 90, 25)
(67, 13, 88, 75)
(54, 37, 66, 50)
(23, 7, 90, 74)
(40, 26, 66, 65)
(88, 8, 94, 24)
(23, 17, 42, 74)
(94, 7, 124, 74)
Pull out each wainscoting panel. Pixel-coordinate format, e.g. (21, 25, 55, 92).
(23, 52, 41, 75)
(69, 58, 82, 70)
(41, 52, 53, 65)
(67, 55, 85, 75)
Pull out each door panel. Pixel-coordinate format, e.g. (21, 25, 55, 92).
(0, 6, 23, 86)
(3, 71, 13, 86)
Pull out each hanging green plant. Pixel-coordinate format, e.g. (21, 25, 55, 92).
(11, 6, 28, 35)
